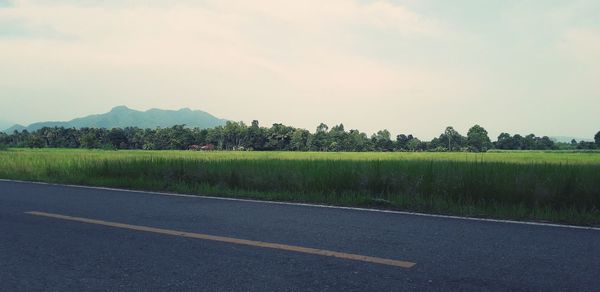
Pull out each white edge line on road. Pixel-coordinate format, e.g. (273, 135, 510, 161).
(2, 178, 599, 232)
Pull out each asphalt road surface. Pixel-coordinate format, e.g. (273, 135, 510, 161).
(1, 180, 600, 291)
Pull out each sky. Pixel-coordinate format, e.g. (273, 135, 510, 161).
(0, 0, 599, 139)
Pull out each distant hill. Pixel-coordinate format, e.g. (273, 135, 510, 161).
(550, 136, 593, 143)
(3, 106, 228, 132)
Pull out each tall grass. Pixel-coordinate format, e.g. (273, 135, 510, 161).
(1, 148, 599, 225)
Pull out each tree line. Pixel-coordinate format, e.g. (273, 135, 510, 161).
(1, 121, 599, 152)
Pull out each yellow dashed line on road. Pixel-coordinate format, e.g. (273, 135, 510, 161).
(25, 211, 416, 269)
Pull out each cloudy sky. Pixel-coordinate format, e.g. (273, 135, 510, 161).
(0, 0, 598, 139)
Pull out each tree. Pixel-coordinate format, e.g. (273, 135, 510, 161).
(223, 121, 246, 150)
(515, 134, 529, 150)
(467, 124, 492, 152)
(265, 123, 293, 150)
(167, 125, 195, 150)
(407, 137, 422, 151)
(246, 120, 266, 150)
(524, 134, 536, 150)
(108, 128, 128, 149)
(316, 123, 328, 133)
(0, 132, 8, 145)
(310, 123, 329, 151)
(10, 130, 30, 147)
(26, 134, 45, 148)
(595, 131, 600, 146)
(439, 126, 465, 151)
(371, 129, 393, 151)
(348, 129, 371, 151)
(290, 129, 310, 151)
(0, 120, 580, 153)
(396, 134, 413, 151)
(80, 132, 97, 149)
(536, 136, 556, 150)
(577, 141, 597, 150)
(447, 127, 458, 148)
(495, 133, 512, 149)
(123, 127, 145, 149)
(329, 124, 356, 151)
(206, 126, 225, 150)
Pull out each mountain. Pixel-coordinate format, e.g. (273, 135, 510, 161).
(0, 119, 14, 132)
(3, 106, 228, 132)
(550, 136, 593, 143)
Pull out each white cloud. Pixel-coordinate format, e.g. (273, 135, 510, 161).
(557, 28, 600, 64)
(0, 0, 471, 131)
(5, 0, 597, 138)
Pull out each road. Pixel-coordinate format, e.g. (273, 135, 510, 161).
(1, 180, 599, 291)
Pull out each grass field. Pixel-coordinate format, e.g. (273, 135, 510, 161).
(1, 148, 599, 226)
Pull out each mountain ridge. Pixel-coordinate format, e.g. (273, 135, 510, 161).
(3, 106, 228, 132)
(549, 136, 594, 143)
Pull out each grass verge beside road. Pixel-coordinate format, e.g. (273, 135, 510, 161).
(1, 148, 599, 226)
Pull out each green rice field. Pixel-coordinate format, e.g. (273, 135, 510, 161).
(1, 148, 599, 226)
